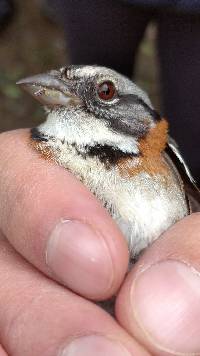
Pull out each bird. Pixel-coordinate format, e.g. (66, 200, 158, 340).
(17, 65, 200, 260)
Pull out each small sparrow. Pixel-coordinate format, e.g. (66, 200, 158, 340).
(17, 65, 199, 259)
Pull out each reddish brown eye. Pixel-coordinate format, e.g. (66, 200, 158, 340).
(97, 81, 116, 101)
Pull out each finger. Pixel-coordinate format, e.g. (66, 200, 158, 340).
(0, 129, 128, 301)
(0, 345, 8, 356)
(0, 233, 149, 356)
(116, 213, 200, 355)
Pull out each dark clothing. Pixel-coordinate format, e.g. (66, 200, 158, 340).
(123, 0, 200, 13)
(51, 0, 200, 184)
(0, 0, 14, 30)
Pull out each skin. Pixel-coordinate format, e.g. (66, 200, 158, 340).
(0, 129, 200, 355)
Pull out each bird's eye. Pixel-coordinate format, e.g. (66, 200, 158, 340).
(97, 81, 116, 101)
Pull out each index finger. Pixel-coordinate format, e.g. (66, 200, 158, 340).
(0, 129, 128, 300)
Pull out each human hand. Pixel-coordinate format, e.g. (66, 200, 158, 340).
(0, 129, 199, 355)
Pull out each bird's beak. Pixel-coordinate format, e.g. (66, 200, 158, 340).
(16, 71, 81, 106)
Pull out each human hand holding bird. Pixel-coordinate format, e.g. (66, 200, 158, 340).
(0, 65, 196, 354)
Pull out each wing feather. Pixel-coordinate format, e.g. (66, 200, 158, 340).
(166, 137, 200, 212)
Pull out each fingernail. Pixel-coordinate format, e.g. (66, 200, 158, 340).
(60, 335, 131, 356)
(132, 261, 200, 354)
(46, 220, 114, 298)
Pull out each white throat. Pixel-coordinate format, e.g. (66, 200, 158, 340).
(38, 107, 139, 154)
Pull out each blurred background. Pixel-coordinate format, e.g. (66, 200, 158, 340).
(0, 0, 159, 133)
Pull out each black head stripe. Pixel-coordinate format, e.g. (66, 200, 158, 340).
(137, 98, 161, 122)
(119, 94, 161, 121)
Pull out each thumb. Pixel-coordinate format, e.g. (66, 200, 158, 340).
(116, 214, 200, 355)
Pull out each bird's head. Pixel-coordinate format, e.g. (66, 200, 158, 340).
(17, 65, 165, 160)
